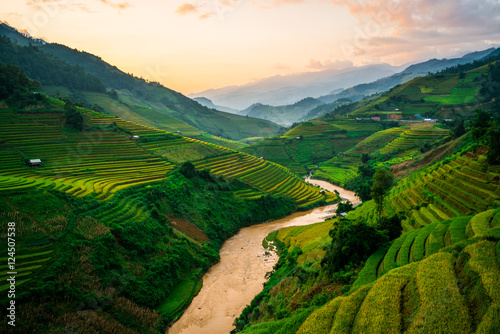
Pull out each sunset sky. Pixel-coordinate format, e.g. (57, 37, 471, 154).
(1, 0, 500, 94)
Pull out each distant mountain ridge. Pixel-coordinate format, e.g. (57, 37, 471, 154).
(191, 47, 499, 125)
(0, 23, 282, 141)
(318, 47, 500, 105)
(190, 64, 398, 109)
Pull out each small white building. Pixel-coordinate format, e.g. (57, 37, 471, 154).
(28, 159, 42, 167)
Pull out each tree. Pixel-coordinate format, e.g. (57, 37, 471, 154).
(64, 100, 84, 131)
(336, 200, 353, 216)
(452, 117, 466, 138)
(361, 153, 371, 164)
(376, 215, 403, 240)
(179, 161, 196, 178)
(371, 168, 394, 222)
(470, 109, 492, 143)
(321, 219, 387, 273)
(486, 122, 500, 165)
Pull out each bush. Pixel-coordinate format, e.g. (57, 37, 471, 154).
(376, 215, 403, 240)
(321, 219, 388, 273)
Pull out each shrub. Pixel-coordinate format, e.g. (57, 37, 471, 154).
(321, 220, 388, 273)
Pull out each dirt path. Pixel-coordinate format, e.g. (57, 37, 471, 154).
(167, 204, 338, 334)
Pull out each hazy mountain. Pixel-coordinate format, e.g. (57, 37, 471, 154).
(241, 97, 324, 126)
(0, 23, 282, 140)
(318, 47, 500, 105)
(192, 97, 241, 114)
(190, 64, 398, 110)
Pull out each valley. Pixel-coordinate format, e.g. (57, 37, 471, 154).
(0, 17, 499, 334)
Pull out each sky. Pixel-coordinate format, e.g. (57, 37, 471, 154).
(1, 0, 500, 95)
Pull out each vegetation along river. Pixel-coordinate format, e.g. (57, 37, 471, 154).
(168, 180, 359, 334)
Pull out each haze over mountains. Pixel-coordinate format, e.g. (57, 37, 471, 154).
(0, 22, 282, 141)
(190, 64, 399, 110)
(192, 47, 500, 125)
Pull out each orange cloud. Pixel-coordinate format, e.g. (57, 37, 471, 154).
(99, 0, 131, 10)
(330, 0, 500, 66)
(26, 0, 129, 11)
(176, 3, 199, 15)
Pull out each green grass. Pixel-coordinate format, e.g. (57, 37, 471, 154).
(157, 279, 200, 315)
(410, 252, 472, 333)
(240, 308, 315, 334)
(352, 273, 409, 334)
(352, 244, 389, 290)
(469, 209, 496, 238)
(330, 285, 371, 334)
(296, 298, 343, 334)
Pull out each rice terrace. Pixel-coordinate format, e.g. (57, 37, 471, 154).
(1, 2, 500, 334)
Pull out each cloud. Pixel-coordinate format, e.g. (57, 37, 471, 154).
(98, 0, 131, 10)
(307, 58, 353, 70)
(26, 0, 130, 12)
(274, 63, 291, 70)
(175, 0, 243, 19)
(176, 3, 199, 14)
(330, 0, 500, 65)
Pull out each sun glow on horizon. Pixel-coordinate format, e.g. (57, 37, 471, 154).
(1, 0, 500, 94)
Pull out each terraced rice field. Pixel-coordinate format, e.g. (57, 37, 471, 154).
(353, 209, 499, 289)
(1, 108, 332, 207)
(301, 236, 500, 334)
(0, 243, 53, 292)
(0, 110, 176, 199)
(382, 152, 500, 231)
(313, 127, 405, 186)
(192, 152, 336, 207)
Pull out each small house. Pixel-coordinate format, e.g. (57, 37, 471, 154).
(260, 157, 265, 161)
(339, 212, 348, 217)
(28, 159, 42, 167)
(319, 190, 326, 195)
(296, 136, 301, 140)
(130, 135, 140, 141)
(371, 117, 381, 121)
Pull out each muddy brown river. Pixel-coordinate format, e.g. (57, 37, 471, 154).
(167, 180, 359, 334)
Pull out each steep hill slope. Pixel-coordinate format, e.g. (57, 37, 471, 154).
(0, 23, 283, 142)
(0, 63, 336, 333)
(348, 58, 500, 119)
(242, 119, 384, 174)
(233, 141, 500, 334)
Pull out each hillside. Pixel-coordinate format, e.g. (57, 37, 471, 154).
(241, 98, 324, 126)
(232, 133, 500, 334)
(317, 47, 500, 105)
(313, 123, 451, 186)
(347, 58, 500, 119)
(0, 23, 283, 142)
(0, 64, 336, 333)
(242, 118, 384, 174)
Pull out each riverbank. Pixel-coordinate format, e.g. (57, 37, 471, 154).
(168, 180, 357, 334)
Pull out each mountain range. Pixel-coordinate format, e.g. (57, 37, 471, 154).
(190, 64, 398, 110)
(191, 47, 499, 125)
(0, 23, 282, 142)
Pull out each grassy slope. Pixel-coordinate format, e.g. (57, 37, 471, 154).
(349, 62, 497, 118)
(313, 123, 450, 186)
(0, 32, 283, 142)
(237, 140, 500, 333)
(242, 119, 383, 174)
